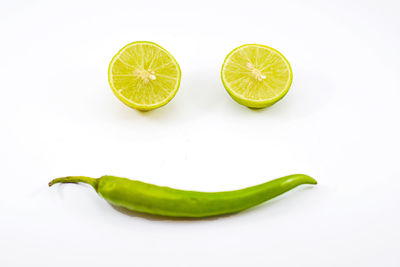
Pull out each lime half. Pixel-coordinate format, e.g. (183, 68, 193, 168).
(221, 44, 293, 108)
(108, 41, 181, 111)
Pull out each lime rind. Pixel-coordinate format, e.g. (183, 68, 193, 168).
(221, 44, 293, 108)
(108, 41, 181, 111)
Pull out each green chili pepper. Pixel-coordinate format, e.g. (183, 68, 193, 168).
(49, 174, 316, 218)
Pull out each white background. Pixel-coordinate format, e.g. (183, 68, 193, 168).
(1, 0, 399, 266)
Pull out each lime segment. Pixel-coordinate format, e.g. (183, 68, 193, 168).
(108, 41, 181, 111)
(221, 44, 293, 108)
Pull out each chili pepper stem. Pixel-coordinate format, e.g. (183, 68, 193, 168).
(48, 176, 98, 190)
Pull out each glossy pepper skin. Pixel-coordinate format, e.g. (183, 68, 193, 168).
(49, 174, 317, 218)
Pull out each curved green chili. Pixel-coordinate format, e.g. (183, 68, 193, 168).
(49, 174, 317, 218)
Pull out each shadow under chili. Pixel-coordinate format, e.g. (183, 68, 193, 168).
(109, 204, 238, 222)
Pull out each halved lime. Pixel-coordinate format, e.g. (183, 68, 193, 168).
(221, 44, 293, 108)
(108, 41, 181, 111)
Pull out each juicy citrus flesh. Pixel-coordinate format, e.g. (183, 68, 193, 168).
(221, 44, 292, 108)
(108, 41, 181, 111)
